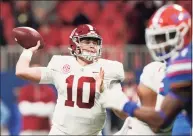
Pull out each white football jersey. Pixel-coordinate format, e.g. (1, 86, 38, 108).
(39, 55, 124, 135)
(139, 61, 166, 110)
(116, 62, 169, 135)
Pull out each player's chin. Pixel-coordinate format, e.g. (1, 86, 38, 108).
(79, 56, 95, 63)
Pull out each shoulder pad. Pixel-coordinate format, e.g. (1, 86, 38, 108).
(47, 55, 73, 69)
(99, 59, 125, 82)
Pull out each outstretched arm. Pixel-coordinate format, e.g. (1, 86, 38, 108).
(134, 81, 191, 131)
(16, 44, 49, 83)
(99, 69, 191, 132)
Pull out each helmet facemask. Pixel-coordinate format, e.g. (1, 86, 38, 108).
(145, 22, 189, 61)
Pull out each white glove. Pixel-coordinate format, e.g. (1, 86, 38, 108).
(98, 89, 129, 111)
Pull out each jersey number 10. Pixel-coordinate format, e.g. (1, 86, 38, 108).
(65, 75, 96, 109)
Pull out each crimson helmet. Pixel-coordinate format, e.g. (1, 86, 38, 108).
(145, 4, 191, 61)
(69, 24, 102, 61)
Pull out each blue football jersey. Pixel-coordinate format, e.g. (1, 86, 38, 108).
(163, 43, 192, 124)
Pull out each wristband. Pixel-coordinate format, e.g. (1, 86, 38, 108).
(123, 101, 139, 117)
(158, 110, 167, 121)
(20, 49, 33, 60)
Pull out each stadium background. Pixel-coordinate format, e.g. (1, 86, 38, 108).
(0, 0, 191, 135)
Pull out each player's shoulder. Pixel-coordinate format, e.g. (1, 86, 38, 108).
(48, 55, 75, 67)
(167, 44, 191, 70)
(170, 44, 191, 62)
(98, 58, 123, 67)
(50, 55, 74, 62)
(166, 44, 192, 76)
(98, 59, 124, 81)
(143, 61, 166, 73)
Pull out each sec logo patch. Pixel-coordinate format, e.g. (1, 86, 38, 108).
(62, 64, 71, 74)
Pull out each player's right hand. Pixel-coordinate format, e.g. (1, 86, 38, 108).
(99, 86, 129, 110)
(27, 40, 41, 53)
(99, 86, 139, 117)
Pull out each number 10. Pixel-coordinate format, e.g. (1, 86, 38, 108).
(65, 75, 96, 109)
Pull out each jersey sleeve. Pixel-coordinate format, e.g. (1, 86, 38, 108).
(162, 45, 192, 96)
(140, 62, 165, 93)
(166, 59, 192, 84)
(114, 61, 125, 82)
(109, 61, 125, 82)
(102, 60, 124, 91)
(39, 56, 57, 84)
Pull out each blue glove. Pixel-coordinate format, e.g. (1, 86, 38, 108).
(123, 101, 139, 117)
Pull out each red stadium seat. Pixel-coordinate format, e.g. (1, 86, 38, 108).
(60, 26, 74, 46)
(0, 2, 13, 20)
(56, 1, 84, 23)
(94, 24, 114, 46)
(1, 2, 15, 45)
(81, 2, 101, 23)
(38, 24, 61, 49)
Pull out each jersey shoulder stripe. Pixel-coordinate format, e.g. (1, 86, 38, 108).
(166, 44, 192, 78)
(166, 61, 191, 77)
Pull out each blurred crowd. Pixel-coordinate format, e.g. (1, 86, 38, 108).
(1, 0, 191, 49)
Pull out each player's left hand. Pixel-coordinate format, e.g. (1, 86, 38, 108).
(95, 67, 104, 93)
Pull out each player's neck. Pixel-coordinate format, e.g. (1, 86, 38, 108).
(76, 57, 93, 66)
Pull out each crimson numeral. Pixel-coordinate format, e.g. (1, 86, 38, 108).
(65, 75, 96, 109)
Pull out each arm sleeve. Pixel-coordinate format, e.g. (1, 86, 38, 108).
(39, 56, 57, 84)
(115, 62, 125, 82)
(107, 61, 125, 82)
(39, 67, 54, 84)
(140, 62, 165, 93)
(109, 80, 122, 90)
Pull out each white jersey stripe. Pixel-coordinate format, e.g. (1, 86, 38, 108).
(87, 24, 94, 31)
(152, 5, 170, 27)
(167, 62, 191, 74)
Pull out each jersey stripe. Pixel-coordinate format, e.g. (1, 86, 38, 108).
(167, 62, 191, 74)
(167, 70, 192, 77)
(170, 59, 192, 65)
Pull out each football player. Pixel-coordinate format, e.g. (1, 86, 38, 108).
(99, 4, 192, 134)
(15, 24, 125, 135)
(114, 61, 167, 135)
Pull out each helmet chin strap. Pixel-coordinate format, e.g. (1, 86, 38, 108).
(77, 49, 97, 62)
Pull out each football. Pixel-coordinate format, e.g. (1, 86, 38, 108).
(12, 27, 44, 49)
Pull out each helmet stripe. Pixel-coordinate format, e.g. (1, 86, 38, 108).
(70, 28, 77, 38)
(152, 5, 170, 27)
(87, 24, 94, 31)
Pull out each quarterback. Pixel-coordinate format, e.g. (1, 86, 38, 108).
(15, 24, 125, 135)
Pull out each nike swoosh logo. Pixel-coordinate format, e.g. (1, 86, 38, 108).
(92, 72, 99, 73)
